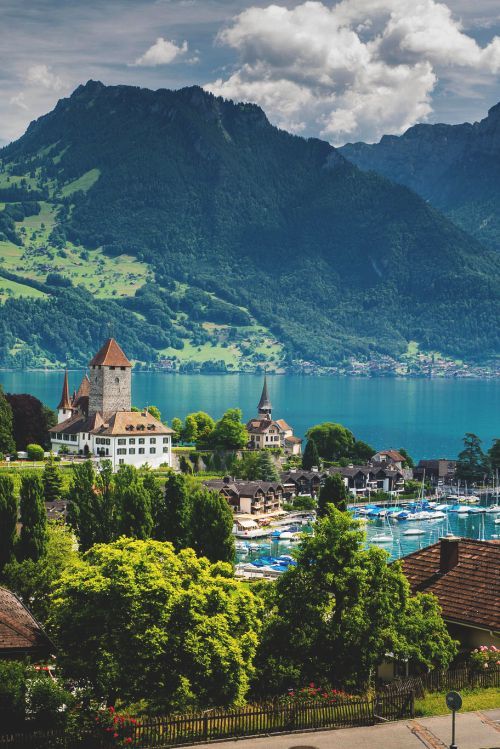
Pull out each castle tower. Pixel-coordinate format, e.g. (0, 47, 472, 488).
(88, 338, 132, 416)
(57, 370, 73, 423)
(257, 375, 272, 420)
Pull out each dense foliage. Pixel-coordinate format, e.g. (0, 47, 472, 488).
(0, 475, 17, 573)
(253, 507, 457, 694)
(49, 538, 262, 711)
(0, 384, 15, 454)
(1, 81, 499, 364)
(306, 422, 374, 464)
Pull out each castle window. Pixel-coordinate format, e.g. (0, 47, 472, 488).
(163, 447, 169, 454)
(138, 438, 145, 444)
(129, 448, 136, 455)
(139, 448, 145, 454)
(150, 447, 156, 454)
(162, 437, 169, 444)
(119, 459, 124, 465)
(129, 438, 136, 445)
(150, 437, 156, 444)
(110, 366, 115, 370)
(70, 435, 77, 442)
(120, 366, 125, 371)
(117, 448, 126, 455)
(115, 377, 119, 384)
(118, 438, 126, 445)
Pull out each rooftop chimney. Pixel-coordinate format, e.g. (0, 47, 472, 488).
(439, 537, 459, 574)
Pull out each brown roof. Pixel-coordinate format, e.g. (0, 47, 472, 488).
(95, 411, 173, 436)
(57, 370, 71, 410)
(285, 435, 302, 444)
(247, 419, 285, 435)
(73, 374, 90, 401)
(276, 418, 293, 432)
(51, 410, 173, 436)
(89, 338, 132, 368)
(0, 587, 54, 658)
(375, 450, 406, 462)
(401, 538, 500, 632)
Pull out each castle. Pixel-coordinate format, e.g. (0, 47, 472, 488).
(246, 377, 302, 455)
(50, 339, 173, 470)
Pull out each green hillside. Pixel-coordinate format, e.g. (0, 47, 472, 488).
(0, 80, 498, 369)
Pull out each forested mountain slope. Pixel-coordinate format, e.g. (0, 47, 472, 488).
(0, 81, 499, 368)
(341, 103, 500, 252)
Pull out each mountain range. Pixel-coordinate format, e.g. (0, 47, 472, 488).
(0, 81, 498, 370)
(340, 103, 500, 252)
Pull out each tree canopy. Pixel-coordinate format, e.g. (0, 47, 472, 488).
(189, 488, 235, 564)
(210, 409, 248, 451)
(318, 473, 349, 516)
(49, 538, 262, 711)
(0, 385, 15, 455)
(253, 507, 457, 694)
(456, 433, 486, 484)
(17, 474, 47, 562)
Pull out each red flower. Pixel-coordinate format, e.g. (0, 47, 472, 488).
(124, 739, 133, 745)
(114, 733, 119, 738)
(109, 706, 115, 713)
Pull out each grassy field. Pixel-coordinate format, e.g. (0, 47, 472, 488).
(0, 277, 47, 303)
(60, 168, 100, 197)
(415, 688, 500, 717)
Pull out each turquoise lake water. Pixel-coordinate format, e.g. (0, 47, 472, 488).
(1, 371, 498, 461)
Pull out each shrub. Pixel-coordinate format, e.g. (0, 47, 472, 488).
(470, 645, 500, 671)
(27, 443, 44, 461)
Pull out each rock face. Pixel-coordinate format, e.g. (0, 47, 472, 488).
(340, 104, 500, 251)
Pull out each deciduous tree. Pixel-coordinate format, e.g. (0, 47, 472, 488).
(210, 409, 248, 451)
(318, 473, 349, 516)
(50, 538, 262, 711)
(306, 423, 355, 462)
(0, 385, 15, 455)
(189, 488, 235, 563)
(253, 507, 456, 695)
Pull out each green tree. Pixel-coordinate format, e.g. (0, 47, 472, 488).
(146, 405, 161, 421)
(306, 423, 355, 461)
(42, 453, 63, 502)
(256, 450, 280, 481)
(189, 412, 215, 448)
(487, 438, 500, 474)
(230, 451, 260, 480)
(67, 460, 116, 551)
(49, 538, 262, 711)
(26, 443, 44, 461)
(114, 465, 153, 540)
(211, 409, 248, 450)
(318, 473, 349, 516)
(253, 507, 456, 694)
(189, 488, 235, 563)
(171, 417, 183, 444)
(181, 415, 198, 443)
(350, 440, 375, 464)
(302, 439, 320, 470)
(398, 447, 414, 468)
(153, 472, 191, 549)
(0, 384, 15, 454)
(4, 524, 77, 623)
(17, 474, 47, 562)
(0, 475, 17, 573)
(456, 433, 486, 484)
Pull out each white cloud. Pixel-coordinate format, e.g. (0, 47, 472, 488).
(206, 0, 500, 143)
(9, 92, 28, 110)
(26, 64, 65, 91)
(133, 37, 189, 66)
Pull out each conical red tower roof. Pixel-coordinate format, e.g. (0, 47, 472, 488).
(57, 370, 72, 410)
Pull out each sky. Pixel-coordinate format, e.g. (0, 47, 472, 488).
(2, 0, 500, 147)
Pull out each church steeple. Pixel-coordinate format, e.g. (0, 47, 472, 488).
(57, 370, 72, 423)
(257, 375, 272, 420)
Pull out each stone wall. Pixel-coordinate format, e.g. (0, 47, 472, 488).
(89, 365, 131, 414)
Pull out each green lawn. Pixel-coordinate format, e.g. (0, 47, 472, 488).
(60, 168, 101, 196)
(415, 688, 500, 717)
(0, 277, 47, 303)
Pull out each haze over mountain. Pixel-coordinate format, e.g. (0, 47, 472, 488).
(0, 81, 498, 369)
(341, 104, 500, 252)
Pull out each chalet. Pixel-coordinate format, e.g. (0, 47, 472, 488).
(50, 339, 173, 470)
(372, 450, 407, 470)
(329, 464, 405, 495)
(280, 470, 322, 500)
(0, 588, 54, 661)
(401, 538, 500, 649)
(246, 378, 302, 455)
(414, 459, 457, 485)
(203, 477, 284, 515)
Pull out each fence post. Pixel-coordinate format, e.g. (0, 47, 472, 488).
(203, 711, 209, 742)
(409, 690, 415, 718)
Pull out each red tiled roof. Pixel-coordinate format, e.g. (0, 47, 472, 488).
(89, 339, 132, 368)
(0, 587, 54, 657)
(401, 538, 500, 632)
(375, 450, 406, 462)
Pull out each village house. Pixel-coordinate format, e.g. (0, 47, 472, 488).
(371, 449, 407, 470)
(402, 537, 500, 649)
(203, 477, 284, 515)
(280, 470, 322, 500)
(50, 339, 173, 470)
(414, 459, 457, 486)
(246, 377, 302, 455)
(329, 464, 406, 496)
(0, 588, 54, 661)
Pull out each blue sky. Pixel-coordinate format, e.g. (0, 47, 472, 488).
(2, 0, 500, 146)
